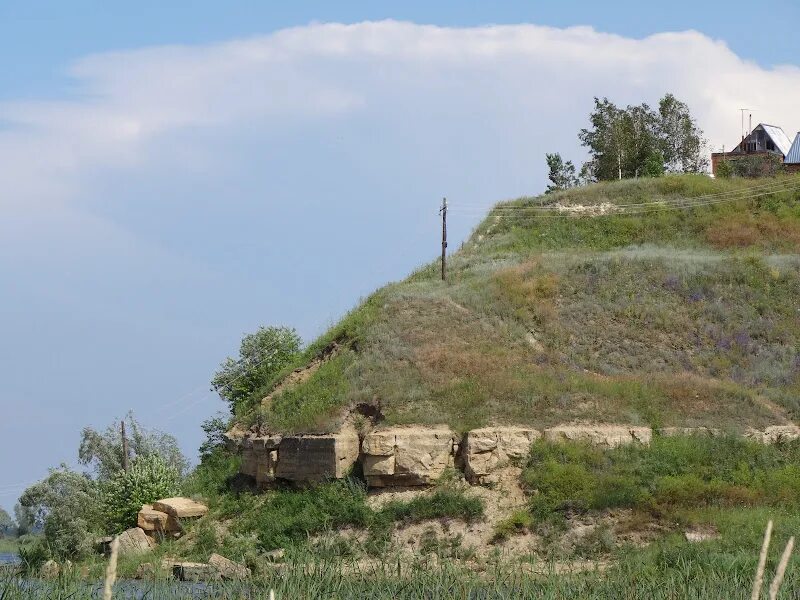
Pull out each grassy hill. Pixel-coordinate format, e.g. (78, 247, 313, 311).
(241, 174, 800, 436)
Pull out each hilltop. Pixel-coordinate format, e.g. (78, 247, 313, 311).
(237, 174, 800, 436)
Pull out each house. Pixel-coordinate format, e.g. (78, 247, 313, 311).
(711, 123, 800, 175)
(787, 132, 800, 173)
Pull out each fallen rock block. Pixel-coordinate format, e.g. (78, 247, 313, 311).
(362, 427, 456, 487)
(169, 561, 217, 582)
(276, 429, 359, 483)
(543, 425, 652, 448)
(463, 427, 540, 482)
(152, 497, 209, 519)
(137, 504, 171, 533)
(209, 553, 251, 580)
(117, 527, 154, 557)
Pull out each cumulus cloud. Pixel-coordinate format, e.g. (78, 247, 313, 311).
(1, 21, 799, 215)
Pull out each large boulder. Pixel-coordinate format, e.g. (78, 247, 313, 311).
(276, 429, 359, 483)
(152, 497, 209, 519)
(542, 425, 652, 448)
(362, 427, 456, 486)
(137, 504, 170, 532)
(169, 561, 217, 582)
(117, 527, 154, 556)
(209, 553, 251, 580)
(463, 427, 540, 482)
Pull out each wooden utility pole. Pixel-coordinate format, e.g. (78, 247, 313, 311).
(440, 197, 448, 281)
(121, 420, 129, 472)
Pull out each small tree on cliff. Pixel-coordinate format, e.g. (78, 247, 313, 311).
(212, 325, 302, 414)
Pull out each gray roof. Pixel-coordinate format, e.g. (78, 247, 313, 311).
(786, 132, 800, 164)
(761, 124, 793, 156)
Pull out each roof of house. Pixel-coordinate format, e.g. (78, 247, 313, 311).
(786, 132, 800, 164)
(760, 124, 793, 156)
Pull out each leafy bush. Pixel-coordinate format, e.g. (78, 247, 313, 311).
(380, 489, 484, 524)
(100, 454, 180, 534)
(17, 467, 101, 561)
(492, 510, 534, 541)
(249, 479, 372, 551)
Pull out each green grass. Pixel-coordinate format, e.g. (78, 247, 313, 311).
(521, 435, 800, 523)
(209, 478, 485, 563)
(0, 538, 18, 554)
(5, 512, 800, 599)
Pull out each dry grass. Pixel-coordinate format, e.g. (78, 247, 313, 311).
(706, 213, 800, 251)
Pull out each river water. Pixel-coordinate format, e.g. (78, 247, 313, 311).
(0, 552, 20, 565)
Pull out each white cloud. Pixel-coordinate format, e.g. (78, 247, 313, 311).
(2, 21, 799, 214)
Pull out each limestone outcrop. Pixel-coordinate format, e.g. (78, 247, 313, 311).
(230, 421, 800, 489)
(463, 427, 540, 483)
(276, 429, 360, 483)
(543, 425, 652, 447)
(362, 427, 456, 486)
(744, 425, 800, 444)
(241, 434, 282, 486)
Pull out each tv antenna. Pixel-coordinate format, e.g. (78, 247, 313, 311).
(739, 108, 752, 141)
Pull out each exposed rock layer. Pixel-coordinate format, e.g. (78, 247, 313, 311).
(231, 423, 800, 489)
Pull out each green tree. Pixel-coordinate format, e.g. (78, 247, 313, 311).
(579, 97, 630, 181)
(656, 93, 708, 173)
(545, 153, 579, 193)
(643, 149, 666, 177)
(579, 94, 706, 181)
(17, 467, 101, 559)
(79, 413, 188, 480)
(0, 507, 14, 537)
(715, 159, 734, 179)
(212, 325, 302, 414)
(14, 503, 32, 536)
(100, 454, 180, 534)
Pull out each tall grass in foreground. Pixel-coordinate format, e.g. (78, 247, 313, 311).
(2, 539, 798, 600)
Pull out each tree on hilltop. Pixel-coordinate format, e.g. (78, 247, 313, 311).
(576, 94, 706, 182)
(545, 153, 579, 193)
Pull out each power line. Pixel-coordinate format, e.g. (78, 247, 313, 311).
(450, 179, 799, 215)
(449, 180, 800, 219)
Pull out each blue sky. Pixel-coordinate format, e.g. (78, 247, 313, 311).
(1, 1, 799, 511)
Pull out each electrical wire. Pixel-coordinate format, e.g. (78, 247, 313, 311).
(449, 179, 800, 216)
(449, 180, 800, 219)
